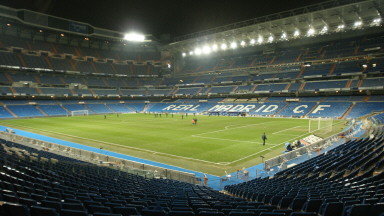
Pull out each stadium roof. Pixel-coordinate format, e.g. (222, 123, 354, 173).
(0, 4, 158, 45)
(168, 0, 384, 54)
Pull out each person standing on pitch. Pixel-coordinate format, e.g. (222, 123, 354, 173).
(262, 132, 267, 146)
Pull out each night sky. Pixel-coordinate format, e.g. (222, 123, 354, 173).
(2, 0, 330, 38)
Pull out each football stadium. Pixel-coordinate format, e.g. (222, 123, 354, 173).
(0, 0, 383, 215)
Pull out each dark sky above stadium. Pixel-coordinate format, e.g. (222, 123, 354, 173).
(2, 0, 329, 39)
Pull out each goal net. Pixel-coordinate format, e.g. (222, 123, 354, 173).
(71, 110, 89, 116)
(309, 118, 333, 134)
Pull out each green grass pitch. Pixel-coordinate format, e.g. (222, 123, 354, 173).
(0, 114, 346, 175)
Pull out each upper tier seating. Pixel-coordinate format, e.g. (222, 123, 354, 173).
(176, 87, 202, 95)
(209, 86, 236, 94)
(0, 34, 161, 61)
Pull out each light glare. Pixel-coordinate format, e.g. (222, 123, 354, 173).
(268, 35, 274, 42)
(250, 39, 256, 45)
(124, 32, 145, 42)
(372, 17, 382, 26)
(194, 47, 202, 55)
(294, 30, 300, 37)
(307, 28, 315, 36)
(221, 43, 227, 50)
(354, 20, 362, 28)
(320, 26, 328, 34)
(240, 41, 246, 46)
(281, 32, 287, 40)
(212, 44, 218, 51)
(182, 52, 186, 57)
(257, 36, 263, 44)
(230, 42, 237, 49)
(337, 24, 345, 29)
(202, 45, 211, 54)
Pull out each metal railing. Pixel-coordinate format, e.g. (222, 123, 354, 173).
(264, 123, 356, 170)
(0, 131, 197, 184)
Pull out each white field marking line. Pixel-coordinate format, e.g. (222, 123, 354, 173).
(222, 131, 315, 165)
(275, 133, 307, 136)
(191, 134, 276, 145)
(193, 121, 276, 136)
(1, 122, 224, 165)
(271, 125, 302, 134)
(223, 121, 345, 165)
(224, 124, 242, 129)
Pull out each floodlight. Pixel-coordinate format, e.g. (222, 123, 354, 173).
(353, 20, 362, 28)
(337, 24, 345, 29)
(362, 64, 367, 68)
(307, 28, 315, 36)
(320, 26, 328, 34)
(167, 64, 171, 68)
(293, 30, 300, 37)
(373, 63, 377, 67)
(221, 43, 227, 50)
(268, 35, 274, 43)
(240, 41, 246, 46)
(212, 44, 218, 52)
(372, 17, 382, 26)
(250, 39, 256, 45)
(194, 47, 202, 55)
(230, 42, 237, 49)
(124, 32, 145, 42)
(281, 32, 287, 40)
(257, 35, 263, 44)
(202, 45, 211, 54)
(182, 52, 186, 57)
(189, 51, 194, 56)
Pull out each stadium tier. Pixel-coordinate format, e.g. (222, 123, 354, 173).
(0, 32, 383, 97)
(225, 128, 384, 216)
(0, 97, 383, 119)
(0, 124, 383, 216)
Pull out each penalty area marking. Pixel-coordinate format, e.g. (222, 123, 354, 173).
(271, 125, 303, 134)
(191, 134, 276, 145)
(222, 123, 341, 165)
(193, 121, 275, 136)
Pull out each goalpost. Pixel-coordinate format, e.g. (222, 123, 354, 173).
(309, 118, 333, 134)
(71, 110, 89, 116)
